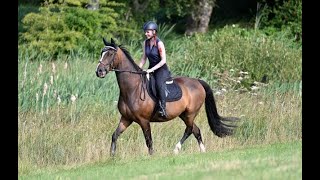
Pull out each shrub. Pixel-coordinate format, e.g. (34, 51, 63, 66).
(19, 1, 140, 59)
(257, 0, 302, 43)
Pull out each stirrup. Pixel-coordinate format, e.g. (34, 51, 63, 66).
(158, 101, 167, 118)
(159, 108, 168, 118)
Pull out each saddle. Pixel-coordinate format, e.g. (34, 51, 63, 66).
(145, 74, 182, 103)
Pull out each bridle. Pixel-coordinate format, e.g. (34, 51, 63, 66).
(98, 46, 146, 74)
(98, 46, 118, 71)
(98, 45, 148, 100)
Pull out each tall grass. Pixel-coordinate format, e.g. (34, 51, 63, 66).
(18, 77, 302, 175)
(18, 26, 301, 176)
(166, 26, 301, 86)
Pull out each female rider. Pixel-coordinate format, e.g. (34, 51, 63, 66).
(139, 21, 171, 118)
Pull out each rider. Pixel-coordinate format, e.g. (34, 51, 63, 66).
(139, 21, 171, 118)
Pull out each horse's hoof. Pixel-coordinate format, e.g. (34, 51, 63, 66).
(173, 148, 179, 154)
(199, 143, 206, 153)
(110, 149, 116, 157)
(173, 142, 181, 154)
(149, 149, 154, 155)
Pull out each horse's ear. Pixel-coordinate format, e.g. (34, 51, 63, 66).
(103, 37, 108, 46)
(111, 38, 116, 46)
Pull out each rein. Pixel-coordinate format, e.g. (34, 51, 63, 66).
(111, 69, 146, 74)
(110, 69, 147, 101)
(98, 61, 146, 74)
(99, 46, 150, 101)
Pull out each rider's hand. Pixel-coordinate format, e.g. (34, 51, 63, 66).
(145, 69, 154, 73)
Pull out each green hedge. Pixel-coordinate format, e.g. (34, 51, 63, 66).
(19, 1, 140, 58)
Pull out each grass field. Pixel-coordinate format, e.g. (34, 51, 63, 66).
(18, 21, 301, 178)
(19, 140, 301, 179)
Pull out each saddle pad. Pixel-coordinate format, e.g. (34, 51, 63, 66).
(146, 75, 182, 102)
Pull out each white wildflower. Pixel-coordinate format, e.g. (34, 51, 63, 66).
(64, 62, 68, 69)
(43, 82, 48, 96)
(251, 86, 259, 91)
(53, 90, 57, 98)
(50, 75, 54, 85)
(239, 71, 248, 75)
(253, 81, 260, 85)
(37, 64, 42, 75)
(71, 94, 77, 104)
(52, 62, 56, 74)
(57, 95, 61, 105)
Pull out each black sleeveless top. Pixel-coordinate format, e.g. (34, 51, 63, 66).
(145, 37, 163, 68)
(145, 37, 171, 81)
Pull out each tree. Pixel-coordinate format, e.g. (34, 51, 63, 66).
(185, 0, 216, 36)
(118, 0, 216, 35)
(132, 0, 150, 13)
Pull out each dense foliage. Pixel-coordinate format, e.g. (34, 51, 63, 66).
(19, 0, 139, 57)
(257, 0, 302, 43)
(18, 0, 301, 58)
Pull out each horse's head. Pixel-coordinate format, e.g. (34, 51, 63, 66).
(95, 38, 118, 78)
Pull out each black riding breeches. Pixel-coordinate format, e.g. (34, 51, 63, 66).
(153, 66, 170, 102)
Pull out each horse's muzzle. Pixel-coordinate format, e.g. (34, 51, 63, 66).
(96, 67, 107, 78)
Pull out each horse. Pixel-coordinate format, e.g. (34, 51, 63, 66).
(95, 38, 239, 156)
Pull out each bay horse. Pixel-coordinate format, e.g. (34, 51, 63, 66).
(95, 38, 239, 156)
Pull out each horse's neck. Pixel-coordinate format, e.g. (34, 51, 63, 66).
(115, 53, 142, 93)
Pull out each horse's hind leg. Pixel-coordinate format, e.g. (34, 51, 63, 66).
(173, 126, 192, 154)
(173, 123, 206, 154)
(174, 113, 197, 154)
(110, 116, 133, 156)
(192, 123, 206, 153)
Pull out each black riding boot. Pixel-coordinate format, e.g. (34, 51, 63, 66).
(159, 100, 168, 118)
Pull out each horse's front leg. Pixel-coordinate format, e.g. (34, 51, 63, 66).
(110, 116, 133, 156)
(139, 121, 154, 155)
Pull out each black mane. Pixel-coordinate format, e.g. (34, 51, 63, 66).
(118, 45, 142, 71)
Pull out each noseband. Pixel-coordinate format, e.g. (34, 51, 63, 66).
(97, 45, 147, 101)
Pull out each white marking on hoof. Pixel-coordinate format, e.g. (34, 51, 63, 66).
(173, 142, 182, 154)
(199, 143, 206, 153)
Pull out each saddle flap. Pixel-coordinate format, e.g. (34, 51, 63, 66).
(146, 75, 182, 102)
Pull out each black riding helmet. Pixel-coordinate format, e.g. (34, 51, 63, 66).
(143, 21, 158, 32)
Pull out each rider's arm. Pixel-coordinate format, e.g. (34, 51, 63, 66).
(139, 40, 147, 68)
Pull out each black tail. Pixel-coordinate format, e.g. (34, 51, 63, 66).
(198, 79, 239, 137)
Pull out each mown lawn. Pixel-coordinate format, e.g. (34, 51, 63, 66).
(19, 140, 301, 180)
